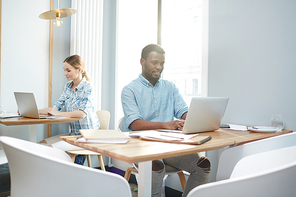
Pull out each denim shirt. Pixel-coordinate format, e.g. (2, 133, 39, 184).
(121, 74, 188, 132)
(53, 78, 100, 135)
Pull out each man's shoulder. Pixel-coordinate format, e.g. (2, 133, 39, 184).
(159, 78, 176, 88)
(123, 77, 141, 89)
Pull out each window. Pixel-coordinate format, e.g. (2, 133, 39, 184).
(161, 0, 204, 104)
(116, 0, 158, 121)
(116, 0, 207, 121)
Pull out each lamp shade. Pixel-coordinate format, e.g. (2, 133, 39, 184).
(39, 8, 77, 20)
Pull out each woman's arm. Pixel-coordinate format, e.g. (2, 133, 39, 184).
(40, 107, 86, 119)
(38, 107, 53, 115)
(48, 108, 86, 119)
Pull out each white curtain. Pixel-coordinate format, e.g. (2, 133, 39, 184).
(70, 0, 103, 109)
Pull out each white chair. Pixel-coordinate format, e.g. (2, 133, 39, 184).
(230, 146, 296, 178)
(118, 117, 187, 191)
(66, 110, 110, 169)
(0, 136, 132, 197)
(216, 132, 296, 181)
(187, 146, 296, 197)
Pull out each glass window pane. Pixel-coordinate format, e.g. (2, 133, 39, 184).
(161, 0, 203, 104)
(116, 0, 158, 121)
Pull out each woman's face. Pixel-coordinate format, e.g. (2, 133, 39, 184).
(63, 62, 81, 81)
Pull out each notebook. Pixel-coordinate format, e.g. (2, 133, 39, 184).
(158, 97, 229, 134)
(14, 92, 60, 119)
(79, 129, 130, 144)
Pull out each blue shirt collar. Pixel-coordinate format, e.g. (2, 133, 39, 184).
(67, 77, 87, 90)
(139, 74, 161, 87)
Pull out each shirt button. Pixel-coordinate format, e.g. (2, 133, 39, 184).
(155, 100, 157, 102)
(156, 114, 158, 116)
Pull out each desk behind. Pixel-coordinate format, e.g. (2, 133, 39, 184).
(0, 117, 79, 126)
(0, 117, 79, 142)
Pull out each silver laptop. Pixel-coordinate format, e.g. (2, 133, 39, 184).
(181, 97, 229, 134)
(14, 92, 58, 119)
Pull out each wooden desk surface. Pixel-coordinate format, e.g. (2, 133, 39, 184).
(208, 129, 293, 145)
(0, 117, 79, 126)
(60, 129, 292, 164)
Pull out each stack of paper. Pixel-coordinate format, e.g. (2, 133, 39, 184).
(78, 129, 130, 144)
(129, 131, 198, 140)
(129, 130, 212, 145)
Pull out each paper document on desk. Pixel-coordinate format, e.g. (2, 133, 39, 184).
(129, 130, 211, 145)
(129, 130, 198, 140)
(78, 129, 130, 144)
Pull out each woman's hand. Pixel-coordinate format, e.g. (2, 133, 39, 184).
(46, 108, 60, 116)
(38, 107, 54, 115)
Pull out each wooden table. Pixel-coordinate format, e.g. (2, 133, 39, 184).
(0, 116, 79, 164)
(60, 129, 292, 196)
(0, 117, 79, 142)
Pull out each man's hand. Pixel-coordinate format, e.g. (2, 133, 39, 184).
(163, 119, 186, 130)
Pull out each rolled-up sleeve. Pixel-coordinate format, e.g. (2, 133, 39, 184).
(53, 86, 67, 111)
(121, 86, 143, 131)
(77, 83, 94, 115)
(173, 84, 188, 119)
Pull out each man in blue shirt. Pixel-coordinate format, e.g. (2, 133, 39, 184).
(121, 44, 211, 197)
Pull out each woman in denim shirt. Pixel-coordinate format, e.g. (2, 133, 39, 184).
(39, 55, 100, 164)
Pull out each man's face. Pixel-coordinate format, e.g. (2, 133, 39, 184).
(141, 51, 165, 85)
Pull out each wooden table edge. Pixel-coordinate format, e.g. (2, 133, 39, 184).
(0, 117, 79, 126)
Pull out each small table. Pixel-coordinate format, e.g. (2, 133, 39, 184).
(0, 117, 79, 142)
(0, 116, 79, 164)
(60, 129, 292, 196)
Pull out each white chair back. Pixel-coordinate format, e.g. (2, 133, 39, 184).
(188, 146, 296, 197)
(230, 145, 296, 178)
(96, 110, 111, 130)
(117, 117, 124, 131)
(216, 132, 296, 181)
(0, 136, 132, 197)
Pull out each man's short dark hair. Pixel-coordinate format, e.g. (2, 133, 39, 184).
(141, 44, 165, 60)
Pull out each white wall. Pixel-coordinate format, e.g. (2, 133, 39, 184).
(208, 0, 296, 130)
(206, 0, 296, 182)
(0, 0, 49, 141)
(0, 0, 72, 141)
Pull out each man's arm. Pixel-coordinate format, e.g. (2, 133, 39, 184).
(129, 118, 186, 131)
(181, 112, 187, 120)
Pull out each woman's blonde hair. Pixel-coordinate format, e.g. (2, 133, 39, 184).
(63, 55, 91, 82)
